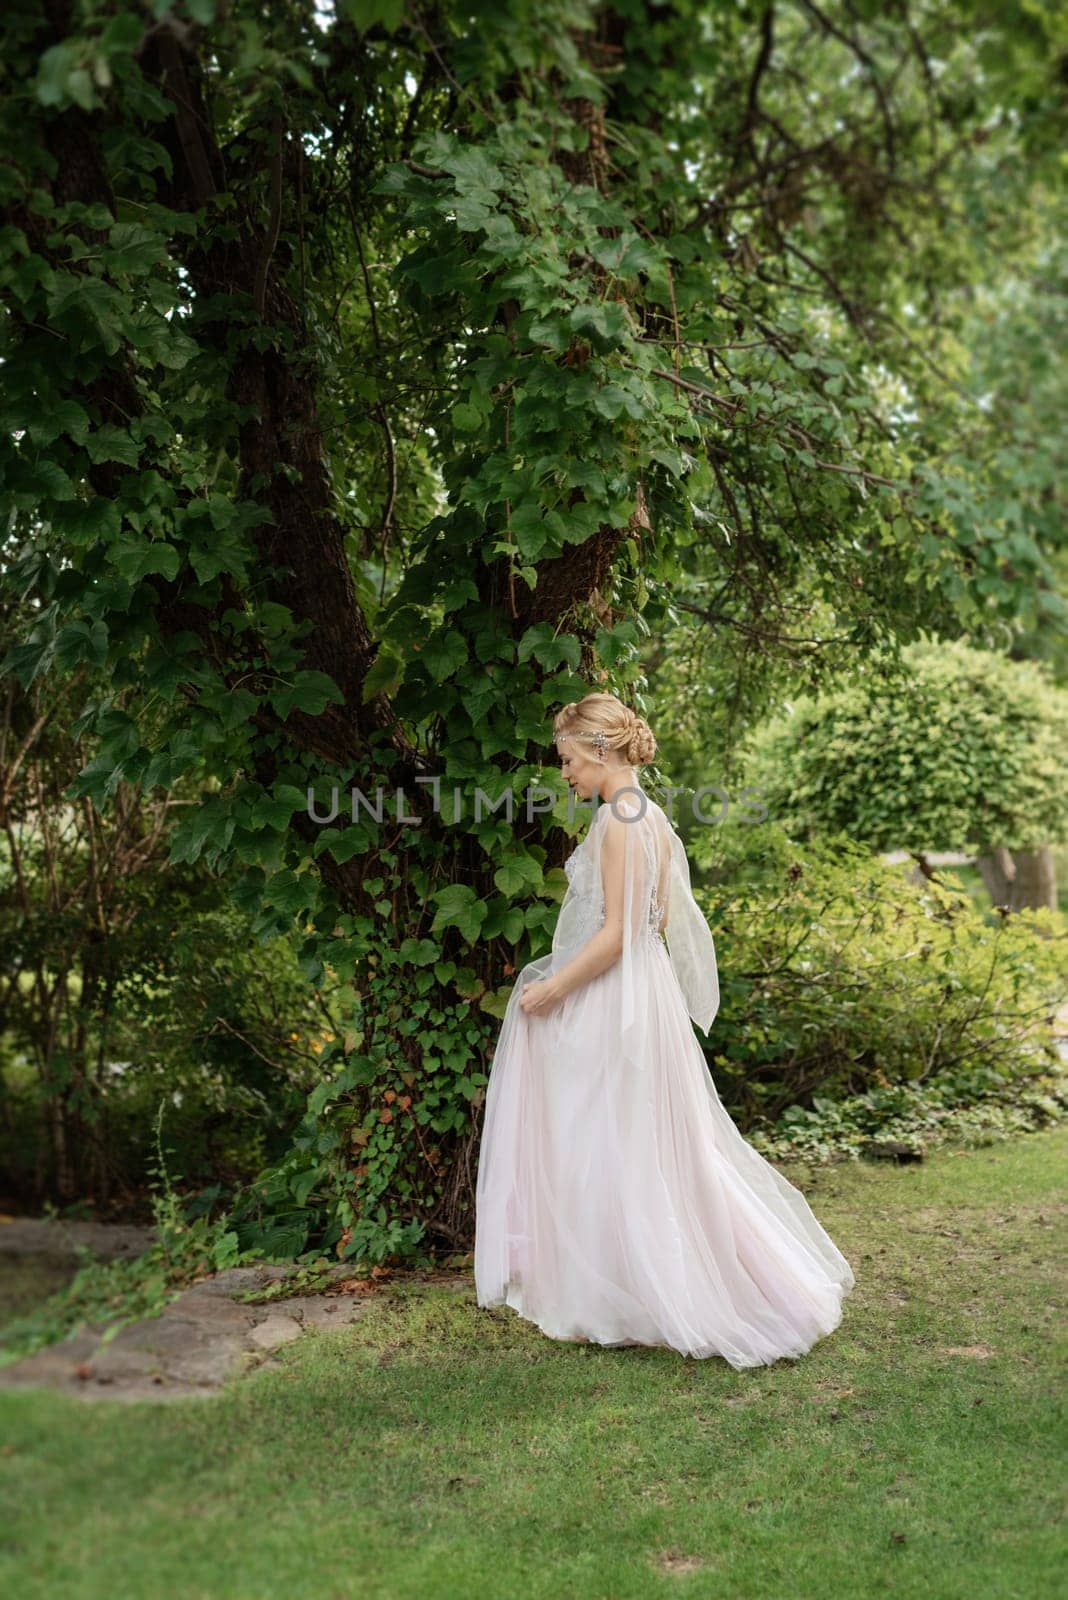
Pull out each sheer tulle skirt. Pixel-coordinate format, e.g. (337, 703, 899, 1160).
(474, 937, 856, 1368)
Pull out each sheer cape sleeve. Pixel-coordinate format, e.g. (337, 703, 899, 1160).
(589, 796, 656, 1060)
(588, 791, 720, 1065)
(663, 823, 720, 1033)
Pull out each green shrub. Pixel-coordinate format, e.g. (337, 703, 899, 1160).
(689, 821, 1066, 1128)
(0, 898, 332, 1209)
(743, 639, 1068, 852)
(749, 1058, 1068, 1165)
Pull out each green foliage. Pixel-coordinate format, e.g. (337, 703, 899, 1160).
(2, 0, 1066, 1264)
(228, 947, 502, 1267)
(749, 1057, 1068, 1167)
(691, 821, 1066, 1123)
(0, 685, 325, 1202)
(744, 640, 1068, 852)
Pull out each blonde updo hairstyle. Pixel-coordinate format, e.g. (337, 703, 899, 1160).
(553, 693, 657, 768)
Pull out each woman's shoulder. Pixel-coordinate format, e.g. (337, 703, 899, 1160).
(591, 790, 666, 832)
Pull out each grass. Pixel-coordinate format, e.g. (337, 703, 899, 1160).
(1, 1127, 1065, 1600)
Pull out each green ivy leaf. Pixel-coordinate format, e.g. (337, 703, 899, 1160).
(493, 852, 544, 895)
(271, 671, 345, 719)
(420, 630, 467, 684)
(430, 884, 488, 943)
(54, 619, 108, 672)
(111, 540, 181, 584)
(339, 0, 406, 35)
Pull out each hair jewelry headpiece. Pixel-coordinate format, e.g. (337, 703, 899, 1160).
(556, 728, 608, 759)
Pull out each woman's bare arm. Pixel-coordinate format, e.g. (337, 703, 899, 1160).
(519, 811, 629, 1010)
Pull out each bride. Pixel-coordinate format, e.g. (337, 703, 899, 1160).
(474, 693, 856, 1367)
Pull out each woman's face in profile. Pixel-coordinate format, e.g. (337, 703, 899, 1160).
(555, 735, 600, 800)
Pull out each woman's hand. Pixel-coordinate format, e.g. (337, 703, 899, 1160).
(519, 978, 561, 1017)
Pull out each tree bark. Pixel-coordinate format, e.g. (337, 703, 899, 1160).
(976, 843, 1058, 911)
(975, 845, 1016, 907)
(1010, 845, 1058, 912)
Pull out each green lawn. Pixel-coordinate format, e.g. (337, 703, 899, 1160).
(1, 1128, 1065, 1600)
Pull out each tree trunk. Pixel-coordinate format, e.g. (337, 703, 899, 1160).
(1010, 846, 1058, 912)
(976, 845, 1016, 907)
(976, 843, 1058, 911)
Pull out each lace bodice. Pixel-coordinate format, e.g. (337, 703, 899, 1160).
(554, 826, 666, 960)
(536, 791, 720, 1035)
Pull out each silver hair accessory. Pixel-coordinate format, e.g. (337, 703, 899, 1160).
(558, 729, 608, 760)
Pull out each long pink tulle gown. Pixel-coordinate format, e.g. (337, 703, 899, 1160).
(474, 786, 856, 1367)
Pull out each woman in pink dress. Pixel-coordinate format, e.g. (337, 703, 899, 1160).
(474, 693, 855, 1367)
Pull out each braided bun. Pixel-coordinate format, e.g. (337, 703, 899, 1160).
(553, 693, 658, 768)
(624, 712, 657, 766)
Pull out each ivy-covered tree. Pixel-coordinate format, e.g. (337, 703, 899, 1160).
(743, 639, 1068, 908)
(1, 0, 1065, 1255)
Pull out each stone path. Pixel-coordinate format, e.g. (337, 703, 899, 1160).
(0, 1218, 470, 1404)
(0, 1213, 155, 1264)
